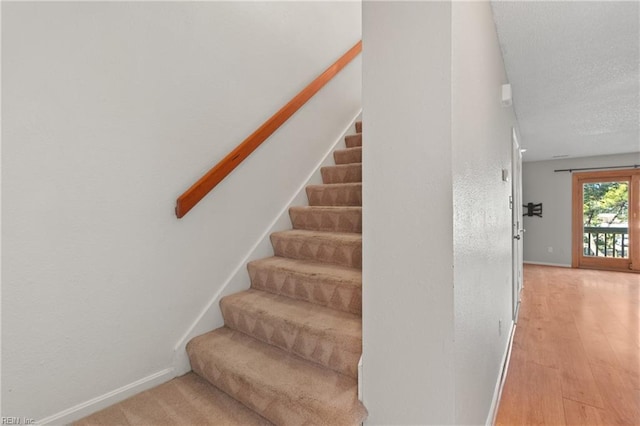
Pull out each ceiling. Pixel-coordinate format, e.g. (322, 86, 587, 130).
(491, 1, 639, 162)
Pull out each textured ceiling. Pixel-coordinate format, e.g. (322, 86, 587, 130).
(491, 1, 639, 162)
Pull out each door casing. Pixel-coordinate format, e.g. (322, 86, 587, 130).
(511, 128, 524, 321)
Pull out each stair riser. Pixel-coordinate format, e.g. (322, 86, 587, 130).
(333, 148, 362, 165)
(355, 121, 362, 133)
(248, 262, 362, 315)
(306, 185, 362, 207)
(345, 134, 362, 148)
(270, 234, 362, 269)
(321, 164, 362, 184)
(220, 300, 360, 377)
(289, 208, 362, 233)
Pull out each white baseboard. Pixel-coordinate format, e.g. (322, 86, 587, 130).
(172, 110, 363, 375)
(486, 321, 516, 426)
(524, 261, 571, 268)
(36, 367, 175, 425)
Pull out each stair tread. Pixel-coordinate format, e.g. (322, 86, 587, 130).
(270, 230, 362, 269)
(321, 162, 362, 169)
(187, 328, 367, 426)
(305, 181, 362, 206)
(321, 163, 362, 184)
(222, 289, 361, 341)
(306, 182, 362, 189)
(249, 256, 361, 283)
(344, 134, 362, 148)
(271, 229, 362, 243)
(73, 373, 273, 426)
(221, 289, 361, 376)
(248, 257, 362, 315)
(290, 205, 362, 212)
(289, 205, 362, 233)
(333, 147, 362, 165)
(334, 146, 361, 153)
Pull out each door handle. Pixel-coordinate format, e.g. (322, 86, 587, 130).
(514, 235, 521, 240)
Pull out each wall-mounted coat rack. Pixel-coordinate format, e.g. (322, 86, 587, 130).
(524, 202, 542, 217)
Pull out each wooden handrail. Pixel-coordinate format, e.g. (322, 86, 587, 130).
(175, 40, 362, 218)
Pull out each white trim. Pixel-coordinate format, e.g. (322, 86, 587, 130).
(172, 110, 362, 375)
(486, 321, 516, 426)
(524, 261, 571, 268)
(357, 355, 363, 401)
(36, 367, 175, 425)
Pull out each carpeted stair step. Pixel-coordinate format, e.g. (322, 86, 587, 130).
(289, 206, 362, 233)
(248, 257, 362, 315)
(321, 163, 362, 184)
(187, 328, 367, 426)
(74, 373, 273, 426)
(271, 229, 362, 269)
(306, 183, 362, 207)
(220, 289, 361, 377)
(333, 146, 362, 165)
(355, 121, 362, 133)
(345, 133, 362, 148)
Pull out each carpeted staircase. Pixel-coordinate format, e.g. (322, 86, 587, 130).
(186, 121, 365, 425)
(75, 122, 365, 426)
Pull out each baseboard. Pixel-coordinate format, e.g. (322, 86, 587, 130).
(486, 321, 516, 426)
(36, 367, 175, 425)
(357, 355, 363, 401)
(172, 110, 363, 375)
(524, 261, 571, 268)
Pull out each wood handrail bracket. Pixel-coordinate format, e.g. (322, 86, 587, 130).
(175, 40, 362, 218)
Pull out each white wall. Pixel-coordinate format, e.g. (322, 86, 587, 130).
(1, 2, 361, 421)
(451, 2, 518, 424)
(522, 152, 640, 266)
(362, 2, 455, 424)
(363, 1, 517, 424)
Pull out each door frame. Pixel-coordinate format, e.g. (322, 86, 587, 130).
(511, 128, 524, 321)
(572, 168, 640, 272)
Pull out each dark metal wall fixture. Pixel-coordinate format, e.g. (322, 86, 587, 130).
(524, 203, 542, 217)
(554, 164, 640, 173)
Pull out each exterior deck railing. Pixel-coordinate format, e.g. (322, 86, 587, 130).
(583, 226, 629, 258)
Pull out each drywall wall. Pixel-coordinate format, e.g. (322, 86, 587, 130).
(523, 152, 640, 266)
(451, 2, 519, 424)
(1, 2, 361, 421)
(362, 2, 518, 424)
(362, 2, 456, 424)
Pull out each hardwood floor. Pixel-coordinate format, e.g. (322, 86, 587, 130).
(496, 265, 639, 425)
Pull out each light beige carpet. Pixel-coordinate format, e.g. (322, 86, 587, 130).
(75, 121, 365, 425)
(74, 373, 273, 426)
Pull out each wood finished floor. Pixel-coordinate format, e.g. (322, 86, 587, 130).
(496, 265, 639, 426)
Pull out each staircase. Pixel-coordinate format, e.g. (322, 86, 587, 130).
(185, 121, 365, 425)
(74, 123, 364, 426)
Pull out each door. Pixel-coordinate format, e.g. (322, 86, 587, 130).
(572, 169, 640, 272)
(511, 128, 524, 321)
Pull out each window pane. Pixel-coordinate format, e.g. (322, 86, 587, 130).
(583, 181, 629, 258)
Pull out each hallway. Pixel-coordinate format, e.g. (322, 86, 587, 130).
(496, 265, 639, 425)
